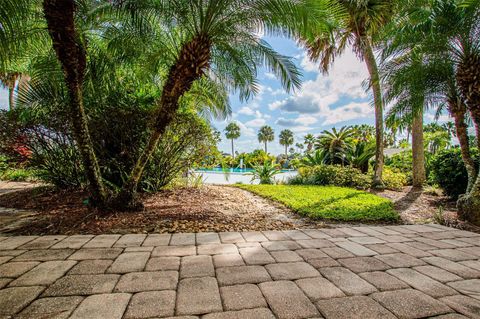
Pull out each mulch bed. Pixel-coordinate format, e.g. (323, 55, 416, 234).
(0, 185, 323, 235)
(1, 183, 478, 235)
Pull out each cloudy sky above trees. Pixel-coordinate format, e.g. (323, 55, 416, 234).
(1, 35, 448, 155)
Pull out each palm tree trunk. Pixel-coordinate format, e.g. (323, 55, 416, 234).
(265, 141, 268, 153)
(114, 34, 211, 210)
(449, 99, 476, 193)
(8, 83, 14, 110)
(456, 53, 480, 225)
(43, 0, 107, 207)
(363, 40, 384, 188)
(231, 139, 235, 159)
(285, 145, 288, 158)
(411, 107, 426, 187)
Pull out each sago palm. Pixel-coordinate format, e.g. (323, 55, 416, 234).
(303, 0, 396, 187)
(316, 126, 354, 165)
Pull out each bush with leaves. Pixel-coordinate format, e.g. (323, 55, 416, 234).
(430, 147, 479, 199)
(377, 167, 408, 191)
(290, 165, 372, 190)
(249, 160, 282, 184)
(6, 98, 219, 191)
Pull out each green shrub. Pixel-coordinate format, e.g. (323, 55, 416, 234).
(237, 185, 398, 222)
(290, 165, 372, 190)
(0, 168, 38, 182)
(429, 147, 478, 199)
(376, 167, 408, 191)
(385, 150, 413, 182)
(5, 104, 217, 191)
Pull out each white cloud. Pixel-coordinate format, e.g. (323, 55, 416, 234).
(269, 49, 371, 125)
(300, 53, 319, 73)
(264, 72, 276, 80)
(238, 106, 255, 115)
(276, 115, 317, 127)
(322, 102, 373, 125)
(236, 121, 255, 137)
(245, 118, 266, 128)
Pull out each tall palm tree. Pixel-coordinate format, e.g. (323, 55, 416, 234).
(114, 0, 329, 208)
(279, 129, 294, 157)
(258, 125, 275, 153)
(303, 133, 316, 152)
(381, 49, 428, 187)
(316, 126, 354, 165)
(42, 0, 108, 206)
(384, 0, 479, 223)
(303, 0, 396, 187)
(225, 122, 241, 158)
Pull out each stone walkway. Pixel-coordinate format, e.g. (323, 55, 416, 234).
(0, 225, 479, 318)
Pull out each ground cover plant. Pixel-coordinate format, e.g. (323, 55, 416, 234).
(237, 184, 398, 222)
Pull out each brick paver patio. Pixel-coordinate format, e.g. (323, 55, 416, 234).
(0, 224, 479, 318)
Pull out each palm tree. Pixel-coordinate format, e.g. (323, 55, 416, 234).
(42, 0, 108, 206)
(301, 149, 327, 166)
(303, 0, 396, 187)
(113, 0, 328, 208)
(383, 0, 479, 223)
(351, 124, 375, 143)
(303, 133, 315, 152)
(347, 141, 375, 173)
(295, 142, 304, 152)
(225, 122, 241, 159)
(279, 129, 294, 157)
(381, 49, 428, 187)
(258, 125, 275, 153)
(0, 72, 20, 110)
(316, 126, 354, 165)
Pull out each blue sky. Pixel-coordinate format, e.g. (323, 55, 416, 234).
(0, 35, 450, 155)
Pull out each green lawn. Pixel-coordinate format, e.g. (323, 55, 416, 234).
(237, 184, 399, 222)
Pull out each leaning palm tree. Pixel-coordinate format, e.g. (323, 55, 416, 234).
(113, 0, 338, 209)
(258, 125, 275, 153)
(42, 0, 108, 206)
(303, 0, 396, 187)
(225, 122, 241, 159)
(279, 129, 294, 157)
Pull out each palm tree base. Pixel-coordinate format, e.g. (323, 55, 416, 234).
(108, 191, 145, 212)
(457, 193, 480, 226)
(371, 179, 385, 190)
